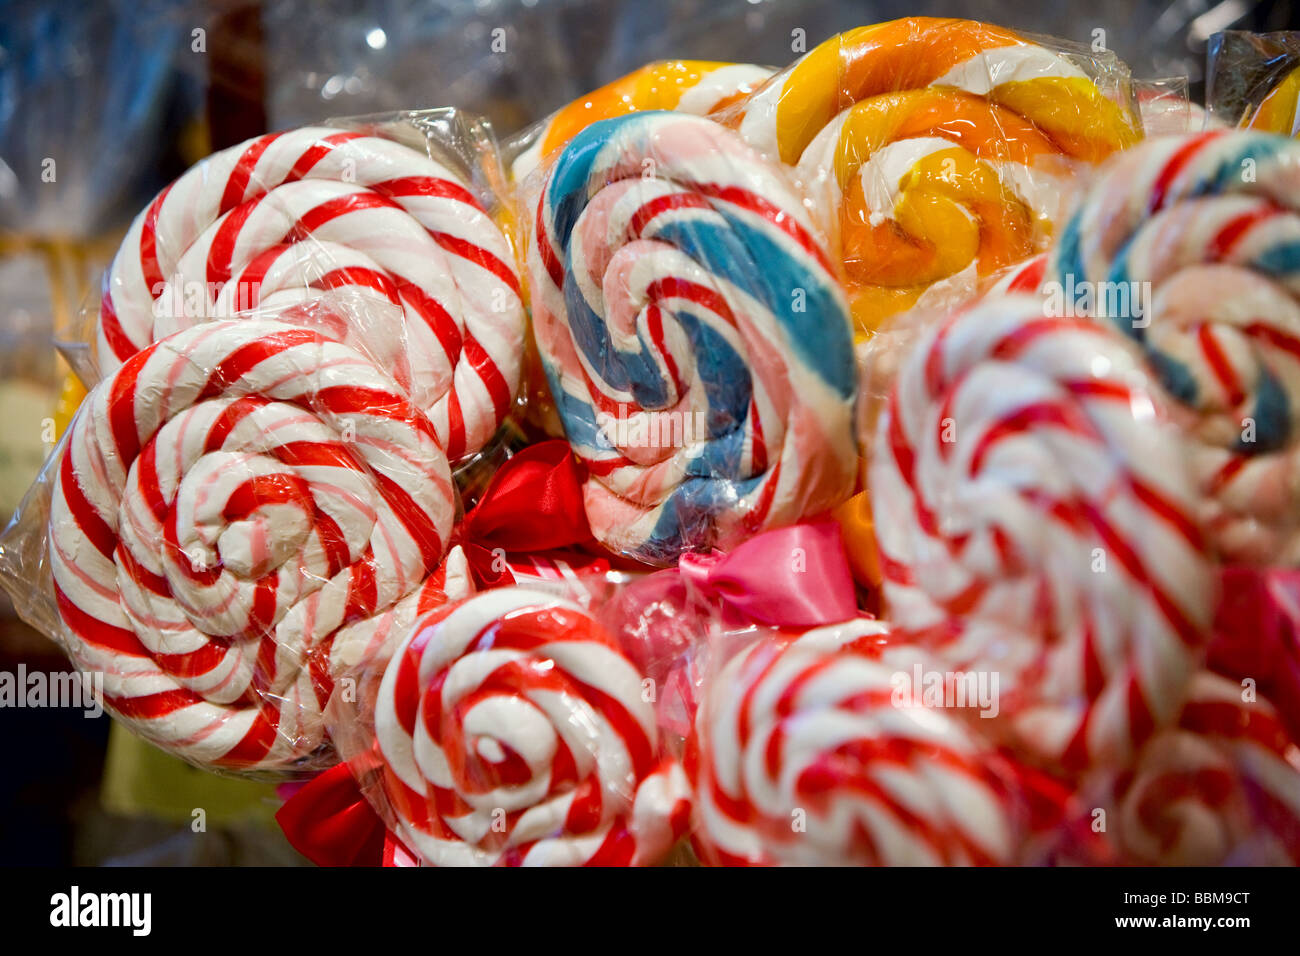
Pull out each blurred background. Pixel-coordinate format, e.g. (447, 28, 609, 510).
(0, 0, 1295, 865)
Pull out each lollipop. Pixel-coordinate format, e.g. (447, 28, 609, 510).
(48, 320, 455, 771)
(512, 60, 775, 182)
(1046, 130, 1300, 565)
(1112, 672, 1300, 865)
(373, 588, 690, 866)
(691, 619, 1017, 866)
(721, 17, 1139, 331)
(868, 295, 1214, 770)
(97, 125, 526, 461)
(528, 110, 857, 564)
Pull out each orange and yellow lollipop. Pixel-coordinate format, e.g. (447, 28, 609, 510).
(722, 18, 1141, 334)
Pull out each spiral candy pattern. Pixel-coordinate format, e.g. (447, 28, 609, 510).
(723, 17, 1140, 330)
(1047, 130, 1300, 565)
(868, 295, 1214, 771)
(691, 619, 1017, 866)
(373, 588, 691, 866)
(98, 125, 526, 461)
(49, 320, 455, 771)
(528, 110, 858, 564)
(1113, 672, 1300, 865)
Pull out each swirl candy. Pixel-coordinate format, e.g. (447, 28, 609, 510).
(528, 110, 858, 564)
(97, 125, 526, 461)
(868, 296, 1214, 771)
(1046, 130, 1300, 565)
(373, 588, 691, 866)
(1112, 673, 1300, 865)
(511, 60, 775, 182)
(721, 17, 1140, 331)
(691, 620, 1018, 866)
(48, 320, 455, 771)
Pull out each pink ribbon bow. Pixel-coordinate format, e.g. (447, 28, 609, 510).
(676, 520, 858, 629)
(606, 521, 861, 739)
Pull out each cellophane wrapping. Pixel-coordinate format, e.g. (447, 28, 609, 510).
(1207, 30, 1300, 136)
(60, 109, 528, 468)
(687, 617, 1079, 865)
(854, 129, 1300, 858)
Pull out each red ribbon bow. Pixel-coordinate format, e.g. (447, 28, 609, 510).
(458, 440, 599, 588)
(275, 763, 385, 867)
(276, 442, 602, 866)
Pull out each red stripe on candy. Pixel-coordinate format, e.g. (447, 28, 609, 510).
(221, 132, 283, 214)
(430, 231, 522, 298)
(139, 185, 174, 300)
(283, 131, 365, 184)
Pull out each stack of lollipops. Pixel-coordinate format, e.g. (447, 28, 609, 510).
(7, 16, 1299, 868)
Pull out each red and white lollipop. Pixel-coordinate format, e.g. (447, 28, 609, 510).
(1112, 672, 1300, 865)
(868, 295, 1215, 771)
(690, 619, 1018, 866)
(49, 319, 455, 771)
(1044, 131, 1300, 565)
(98, 125, 525, 461)
(373, 588, 690, 865)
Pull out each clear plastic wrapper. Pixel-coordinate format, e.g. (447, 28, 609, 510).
(503, 60, 778, 443)
(710, 16, 1144, 337)
(597, 519, 861, 745)
(1207, 31, 1300, 136)
(326, 584, 693, 866)
(520, 108, 858, 566)
(67, 110, 528, 466)
(1088, 671, 1300, 865)
(0, 296, 463, 776)
(321, 516, 872, 866)
(1133, 76, 1202, 135)
(852, 134, 1300, 863)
